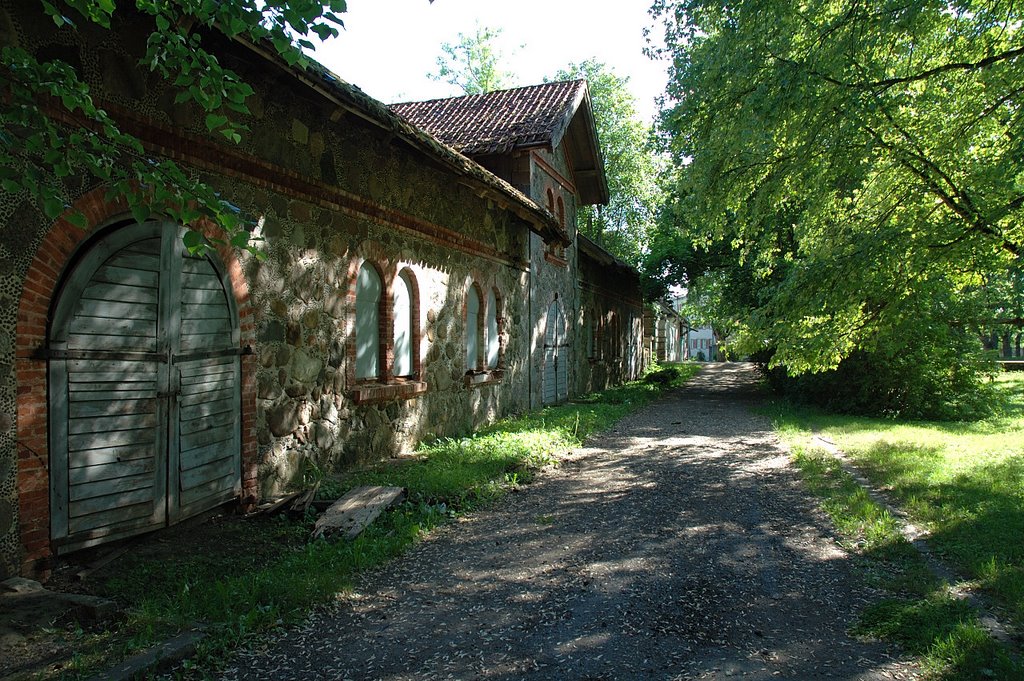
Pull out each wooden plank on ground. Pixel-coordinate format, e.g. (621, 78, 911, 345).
(259, 491, 301, 516)
(312, 486, 406, 541)
(288, 481, 320, 517)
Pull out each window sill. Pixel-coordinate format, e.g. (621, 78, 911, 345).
(544, 252, 568, 267)
(351, 380, 428, 405)
(464, 369, 504, 388)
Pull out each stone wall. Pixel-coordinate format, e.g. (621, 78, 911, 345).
(574, 248, 645, 395)
(528, 149, 580, 407)
(0, 3, 543, 577)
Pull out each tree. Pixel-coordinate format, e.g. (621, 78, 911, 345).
(1, 0, 348, 253)
(553, 60, 660, 266)
(651, 0, 1023, 415)
(429, 24, 515, 96)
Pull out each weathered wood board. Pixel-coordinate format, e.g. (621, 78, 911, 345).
(312, 486, 406, 541)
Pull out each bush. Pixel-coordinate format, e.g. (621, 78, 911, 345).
(643, 368, 677, 386)
(755, 331, 998, 420)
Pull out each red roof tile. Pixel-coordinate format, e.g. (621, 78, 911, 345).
(389, 80, 588, 155)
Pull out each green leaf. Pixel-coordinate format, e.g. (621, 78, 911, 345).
(65, 210, 88, 229)
(230, 231, 251, 248)
(43, 195, 65, 219)
(182, 229, 209, 255)
(205, 113, 228, 131)
(130, 203, 151, 225)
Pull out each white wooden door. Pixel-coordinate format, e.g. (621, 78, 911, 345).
(49, 222, 240, 552)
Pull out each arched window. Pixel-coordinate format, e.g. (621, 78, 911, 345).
(355, 261, 381, 380)
(546, 187, 555, 212)
(466, 285, 481, 371)
(608, 312, 620, 359)
(486, 288, 499, 369)
(586, 309, 596, 358)
(348, 256, 426, 404)
(556, 196, 564, 227)
(393, 270, 414, 377)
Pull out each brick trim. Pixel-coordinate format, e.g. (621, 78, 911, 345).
(544, 251, 569, 267)
(532, 151, 578, 196)
(13, 188, 256, 577)
(352, 380, 428, 405)
(346, 242, 425, 398)
(97, 102, 523, 268)
(463, 369, 504, 389)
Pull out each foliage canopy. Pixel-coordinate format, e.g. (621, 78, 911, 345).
(553, 60, 660, 266)
(428, 23, 515, 96)
(651, 0, 1024, 413)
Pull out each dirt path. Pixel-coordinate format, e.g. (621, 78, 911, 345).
(221, 363, 918, 680)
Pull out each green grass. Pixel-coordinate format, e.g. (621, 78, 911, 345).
(51, 361, 699, 679)
(770, 372, 1024, 679)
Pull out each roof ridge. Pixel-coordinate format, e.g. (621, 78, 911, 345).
(389, 79, 586, 108)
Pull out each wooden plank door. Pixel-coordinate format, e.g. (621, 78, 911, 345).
(49, 222, 241, 552)
(543, 301, 567, 405)
(50, 227, 169, 552)
(169, 240, 241, 522)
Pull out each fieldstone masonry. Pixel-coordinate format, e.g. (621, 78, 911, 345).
(0, 1, 644, 578)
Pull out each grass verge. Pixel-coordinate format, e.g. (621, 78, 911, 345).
(769, 372, 1024, 679)
(47, 362, 699, 679)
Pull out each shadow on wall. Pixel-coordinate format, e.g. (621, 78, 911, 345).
(252, 246, 527, 496)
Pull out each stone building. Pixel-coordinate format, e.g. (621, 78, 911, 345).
(645, 299, 688, 364)
(0, 4, 644, 578)
(390, 83, 645, 405)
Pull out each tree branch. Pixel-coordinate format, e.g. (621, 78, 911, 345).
(862, 46, 1024, 91)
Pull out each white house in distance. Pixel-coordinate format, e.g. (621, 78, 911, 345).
(688, 326, 718, 361)
(666, 294, 719, 361)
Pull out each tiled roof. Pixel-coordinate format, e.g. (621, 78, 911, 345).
(389, 81, 589, 155)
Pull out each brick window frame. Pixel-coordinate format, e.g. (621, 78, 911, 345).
(346, 243, 426, 405)
(543, 186, 568, 266)
(463, 275, 505, 388)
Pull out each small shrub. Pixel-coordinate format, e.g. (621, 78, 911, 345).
(643, 368, 676, 386)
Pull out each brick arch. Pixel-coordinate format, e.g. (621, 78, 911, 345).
(14, 187, 257, 576)
(344, 242, 428, 404)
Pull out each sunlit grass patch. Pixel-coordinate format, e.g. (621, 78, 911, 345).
(854, 595, 1019, 680)
(773, 372, 1024, 679)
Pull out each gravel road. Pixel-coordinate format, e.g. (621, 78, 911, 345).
(221, 363, 918, 680)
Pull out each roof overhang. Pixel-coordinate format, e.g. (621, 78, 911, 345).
(578, 232, 636, 274)
(231, 38, 568, 246)
(551, 85, 609, 206)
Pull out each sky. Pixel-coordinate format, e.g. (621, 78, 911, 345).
(311, 0, 670, 125)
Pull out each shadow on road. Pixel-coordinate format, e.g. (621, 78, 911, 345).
(224, 363, 913, 681)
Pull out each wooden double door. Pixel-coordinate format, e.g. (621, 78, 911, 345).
(543, 300, 569, 405)
(48, 222, 241, 552)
